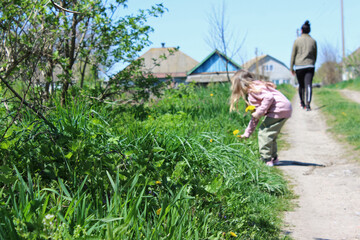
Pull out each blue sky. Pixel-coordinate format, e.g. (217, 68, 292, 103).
(114, 0, 360, 72)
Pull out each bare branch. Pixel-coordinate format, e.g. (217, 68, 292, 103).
(50, 0, 81, 14)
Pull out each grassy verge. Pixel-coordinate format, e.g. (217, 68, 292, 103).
(314, 80, 360, 152)
(324, 77, 360, 90)
(0, 82, 295, 239)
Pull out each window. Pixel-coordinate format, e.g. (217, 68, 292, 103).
(265, 64, 273, 72)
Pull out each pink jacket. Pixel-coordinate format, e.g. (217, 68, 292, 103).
(243, 81, 292, 137)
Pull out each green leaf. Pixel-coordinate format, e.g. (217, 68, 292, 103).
(205, 176, 223, 194)
(65, 152, 73, 159)
(0, 141, 9, 150)
(152, 147, 165, 153)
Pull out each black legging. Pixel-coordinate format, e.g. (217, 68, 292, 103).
(296, 67, 315, 106)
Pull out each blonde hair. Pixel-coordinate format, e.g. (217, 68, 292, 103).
(229, 69, 275, 112)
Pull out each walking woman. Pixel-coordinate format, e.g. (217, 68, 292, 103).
(290, 20, 317, 111)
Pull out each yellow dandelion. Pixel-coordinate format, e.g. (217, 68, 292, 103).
(210, 139, 213, 143)
(233, 129, 240, 135)
(342, 112, 347, 116)
(156, 181, 161, 185)
(245, 105, 256, 113)
(156, 208, 162, 215)
(230, 231, 237, 237)
(210, 93, 214, 97)
(148, 115, 151, 118)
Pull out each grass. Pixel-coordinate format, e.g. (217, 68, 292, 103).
(324, 76, 360, 90)
(314, 77, 360, 152)
(0, 82, 296, 239)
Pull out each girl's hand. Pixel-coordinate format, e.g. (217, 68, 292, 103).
(252, 112, 261, 119)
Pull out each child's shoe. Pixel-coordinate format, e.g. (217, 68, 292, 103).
(266, 160, 274, 167)
(272, 156, 280, 165)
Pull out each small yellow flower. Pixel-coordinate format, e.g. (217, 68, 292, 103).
(210, 93, 214, 97)
(342, 112, 347, 116)
(148, 115, 151, 118)
(233, 129, 240, 135)
(156, 181, 161, 185)
(156, 208, 162, 215)
(230, 231, 237, 237)
(210, 139, 213, 143)
(245, 105, 256, 113)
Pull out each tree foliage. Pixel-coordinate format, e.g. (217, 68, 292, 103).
(0, 0, 166, 132)
(344, 48, 360, 79)
(316, 42, 341, 85)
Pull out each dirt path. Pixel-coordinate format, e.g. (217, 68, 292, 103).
(279, 95, 360, 240)
(339, 89, 360, 104)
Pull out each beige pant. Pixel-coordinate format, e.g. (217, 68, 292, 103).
(258, 117, 287, 161)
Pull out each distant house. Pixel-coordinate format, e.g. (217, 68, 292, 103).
(136, 46, 198, 86)
(186, 49, 241, 85)
(242, 55, 295, 85)
(344, 47, 360, 80)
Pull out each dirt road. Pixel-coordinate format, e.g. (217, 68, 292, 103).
(279, 95, 360, 240)
(339, 89, 360, 104)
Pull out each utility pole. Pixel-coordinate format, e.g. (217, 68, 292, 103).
(255, 48, 259, 79)
(341, 0, 347, 80)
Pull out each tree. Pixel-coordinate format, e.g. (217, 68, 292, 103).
(344, 48, 360, 79)
(0, 0, 166, 134)
(316, 42, 341, 85)
(205, 0, 245, 81)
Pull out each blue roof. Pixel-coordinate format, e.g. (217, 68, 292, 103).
(187, 49, 241, 75)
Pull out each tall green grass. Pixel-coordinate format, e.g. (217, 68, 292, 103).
(0, 82, 293, 239)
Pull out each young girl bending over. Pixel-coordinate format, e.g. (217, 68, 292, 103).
(230, 70, 292, 166)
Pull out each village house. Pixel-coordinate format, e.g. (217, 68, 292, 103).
(185, 50, 242, 85)
(242, 54, 295, 85)
(136, 44, 198, 87)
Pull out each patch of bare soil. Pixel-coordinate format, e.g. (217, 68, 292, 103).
(339, 89, 360, 104)
(279, 95, 360, 240)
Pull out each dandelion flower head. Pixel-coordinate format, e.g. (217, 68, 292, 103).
(245, 105, 256, 113)
(230, 232, 237, 237)
(156, 208, 162, 215)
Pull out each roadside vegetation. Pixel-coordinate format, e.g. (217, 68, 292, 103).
(0, 82, 296, 239)
(0, 1, 298, 238)
(323, 77, 360, 91)
(314, 77, 360, 150)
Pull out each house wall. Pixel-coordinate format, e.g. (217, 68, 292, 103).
(192, 54, 239, 74)
(249, 58, 295, 85)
